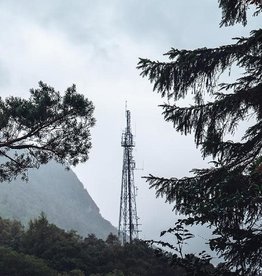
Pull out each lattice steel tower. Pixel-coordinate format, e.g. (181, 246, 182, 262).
(118, 109, 139, 244)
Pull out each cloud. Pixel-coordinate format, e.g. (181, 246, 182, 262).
(0, 1, 260, 256)
(112, 0, 220, 48)
(0, 62, 10, 88)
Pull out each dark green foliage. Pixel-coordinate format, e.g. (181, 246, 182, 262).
(0, 216, 178, 276)
(0, 247, 56, 276)
(0, 217, 24, 250)
(0, 81, 95, 181)
(218, 0, 262, 27)
(21, 213, 84, 272)
(138, 1, 261, 275)
(0, 216, 243, 275)
(148, 222, 236, 276)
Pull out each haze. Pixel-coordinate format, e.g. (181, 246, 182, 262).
(0, 0, 259, 256)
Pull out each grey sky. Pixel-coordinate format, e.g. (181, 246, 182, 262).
(0, 0, 260, 256)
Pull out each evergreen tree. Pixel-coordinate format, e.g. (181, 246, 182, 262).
(0, 216, 233, 275)
(138, 1, 262, 275)
(0, 81, 95, 181)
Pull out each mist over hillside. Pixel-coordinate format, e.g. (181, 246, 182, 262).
(0, 162, 117, 239)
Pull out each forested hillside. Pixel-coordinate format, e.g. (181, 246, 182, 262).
(0, 216, 235, 276)
(0, 161, 116, 239)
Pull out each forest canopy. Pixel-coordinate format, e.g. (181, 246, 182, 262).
(0, 215, 236, 276)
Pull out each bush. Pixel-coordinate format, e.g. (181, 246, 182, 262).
(0, 247, 56, 276)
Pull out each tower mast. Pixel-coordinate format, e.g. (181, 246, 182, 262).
(118, 109, 139, 244)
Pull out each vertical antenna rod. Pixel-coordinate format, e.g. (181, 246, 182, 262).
(118, 110, 139, 244)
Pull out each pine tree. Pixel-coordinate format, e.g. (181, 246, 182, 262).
(138, 1, 262, 275)
(0, 81, 95, 181)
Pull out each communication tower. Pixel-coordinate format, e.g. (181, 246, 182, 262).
(118, 109, 139, 244)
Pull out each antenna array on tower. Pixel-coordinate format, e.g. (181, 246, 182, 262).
(118, 110, 139, 244)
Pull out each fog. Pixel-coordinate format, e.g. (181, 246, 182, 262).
(0, 0, 260, 257)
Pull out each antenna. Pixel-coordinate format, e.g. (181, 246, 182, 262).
(118, 109, 139, 244)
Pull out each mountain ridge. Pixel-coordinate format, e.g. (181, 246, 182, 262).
(0, 162, 117, 239)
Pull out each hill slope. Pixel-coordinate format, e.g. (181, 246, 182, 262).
(0, 162, 116, 239)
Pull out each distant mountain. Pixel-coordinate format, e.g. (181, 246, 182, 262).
(0, 162, 117, 239)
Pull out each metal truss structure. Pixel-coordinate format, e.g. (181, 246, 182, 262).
(118, 109, 139, 244)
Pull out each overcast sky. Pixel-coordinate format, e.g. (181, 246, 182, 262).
(0, 0, 260, 256)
